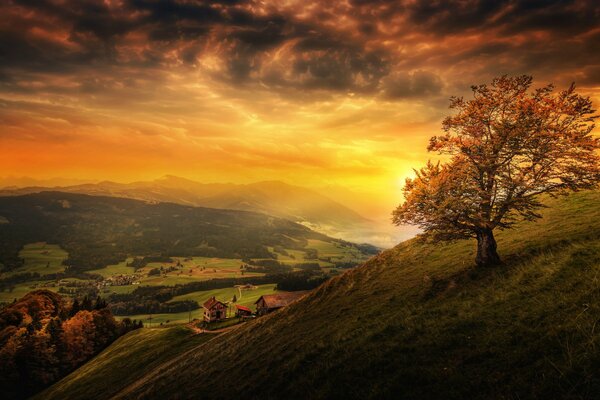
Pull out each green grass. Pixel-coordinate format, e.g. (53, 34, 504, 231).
(116, 284, 279, 324)
(0, 243, 69, 302)
(46, 190, 600, 400)
(12, 242, 67, 277)
(35, 326, 212, 400)
(0, 280, 59, 303)
(307, 239, 367, 261)
(88, 258, 135, 278)
(169, 283, 278, 311)
(135, 256, 264, 285)
(2, 238, 363, 304)
(267, 241, 370, 268)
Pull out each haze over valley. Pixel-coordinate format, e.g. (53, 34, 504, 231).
(0, 175, 416, 248)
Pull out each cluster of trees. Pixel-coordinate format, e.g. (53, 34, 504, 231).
(110, 299, 198, 316)
(0, 290, 141, 399)
(243, 259, 293, 274)
(274, 271, 331, 291)
(128, 256, 173, 270)
(295, 262, 321, 271)
(0, 272, 41, 292)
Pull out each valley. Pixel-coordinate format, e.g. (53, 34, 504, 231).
(0, 192, 375, 326)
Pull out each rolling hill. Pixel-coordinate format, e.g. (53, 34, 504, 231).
(0, 191, 372, 273)
(37, 190, 600, 399)
(0, 176, 370, 232)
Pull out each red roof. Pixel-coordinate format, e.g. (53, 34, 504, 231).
(203, 296, 226, 310)
(235, 305, 252, 312)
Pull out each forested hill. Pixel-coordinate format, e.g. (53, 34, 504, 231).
(0, 192, 368, 272)
(39, 190, 600, 399)
(0, 177, 369, 231)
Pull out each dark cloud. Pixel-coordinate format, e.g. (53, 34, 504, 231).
(0, 0, 598, 102)
(382, 71, 444, 99)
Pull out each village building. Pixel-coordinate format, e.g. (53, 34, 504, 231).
(235, 304, 253, 318)
(203, 296, 228, 322)
(255, 291, 308, 316)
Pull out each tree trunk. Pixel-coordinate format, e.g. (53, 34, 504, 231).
(475, 228, 501, 267)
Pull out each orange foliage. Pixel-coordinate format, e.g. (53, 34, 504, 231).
(394, 75, 600, 266)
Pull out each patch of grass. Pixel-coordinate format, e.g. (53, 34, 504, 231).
(204, 318, 244, 331)
(0, 281, 58, 303)
(11, 242, 68, 277)
(88, 258, 135, 278)
(136, 256, 264, 285)
(35, 326, 211, 400)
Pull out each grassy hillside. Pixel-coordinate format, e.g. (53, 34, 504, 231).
(36, 326, 211, 400)
(43, 190, 600, 399)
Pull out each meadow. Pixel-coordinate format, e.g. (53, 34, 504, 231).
(0, 236, 367, 320)
(34, 326, 212, 400)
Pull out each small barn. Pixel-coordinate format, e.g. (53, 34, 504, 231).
(235, 304, 253, 318)
(203, 296, 227, 322)
(255, 291, 308, 316)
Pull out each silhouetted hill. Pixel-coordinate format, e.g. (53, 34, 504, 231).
(0, 177, 369, 232)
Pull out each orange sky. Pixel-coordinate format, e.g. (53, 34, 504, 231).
(1, 0, 599, 219)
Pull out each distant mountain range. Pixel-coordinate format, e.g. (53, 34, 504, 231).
(0, 176, 370, 235)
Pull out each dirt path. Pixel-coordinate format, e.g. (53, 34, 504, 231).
(186, 322, 243, 334)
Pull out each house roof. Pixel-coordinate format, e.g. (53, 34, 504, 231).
(203, 296, 226, 310)
(235, 305, 252, 312)
(255, 291, 308, 309)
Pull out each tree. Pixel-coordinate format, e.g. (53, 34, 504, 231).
(393, 75, 600, 267)
(69, 299, 80, 317)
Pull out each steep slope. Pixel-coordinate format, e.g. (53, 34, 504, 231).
(34, 326, 211, 400)
(41, 191, 600, 399)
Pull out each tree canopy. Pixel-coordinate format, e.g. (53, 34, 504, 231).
(393, 75, 600, 266)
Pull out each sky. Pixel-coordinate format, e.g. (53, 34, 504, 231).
(1, 0, 599, 222)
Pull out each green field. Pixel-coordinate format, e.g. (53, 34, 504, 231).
(2, 236, 369, 316)
(268, 242, 371, 268)
(42, 190, 600, 399)
(136, 256, 264, 283)
(10, 242, 67, 277)
(89, 258, 135, 278)
(0, 280, 58, 303)
(0, 243, 69, 302)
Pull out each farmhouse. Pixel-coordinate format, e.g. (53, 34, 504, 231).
(255, 291, 308, 316)
(203, 297, 228, 322)
(235, 304, 253, 318)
